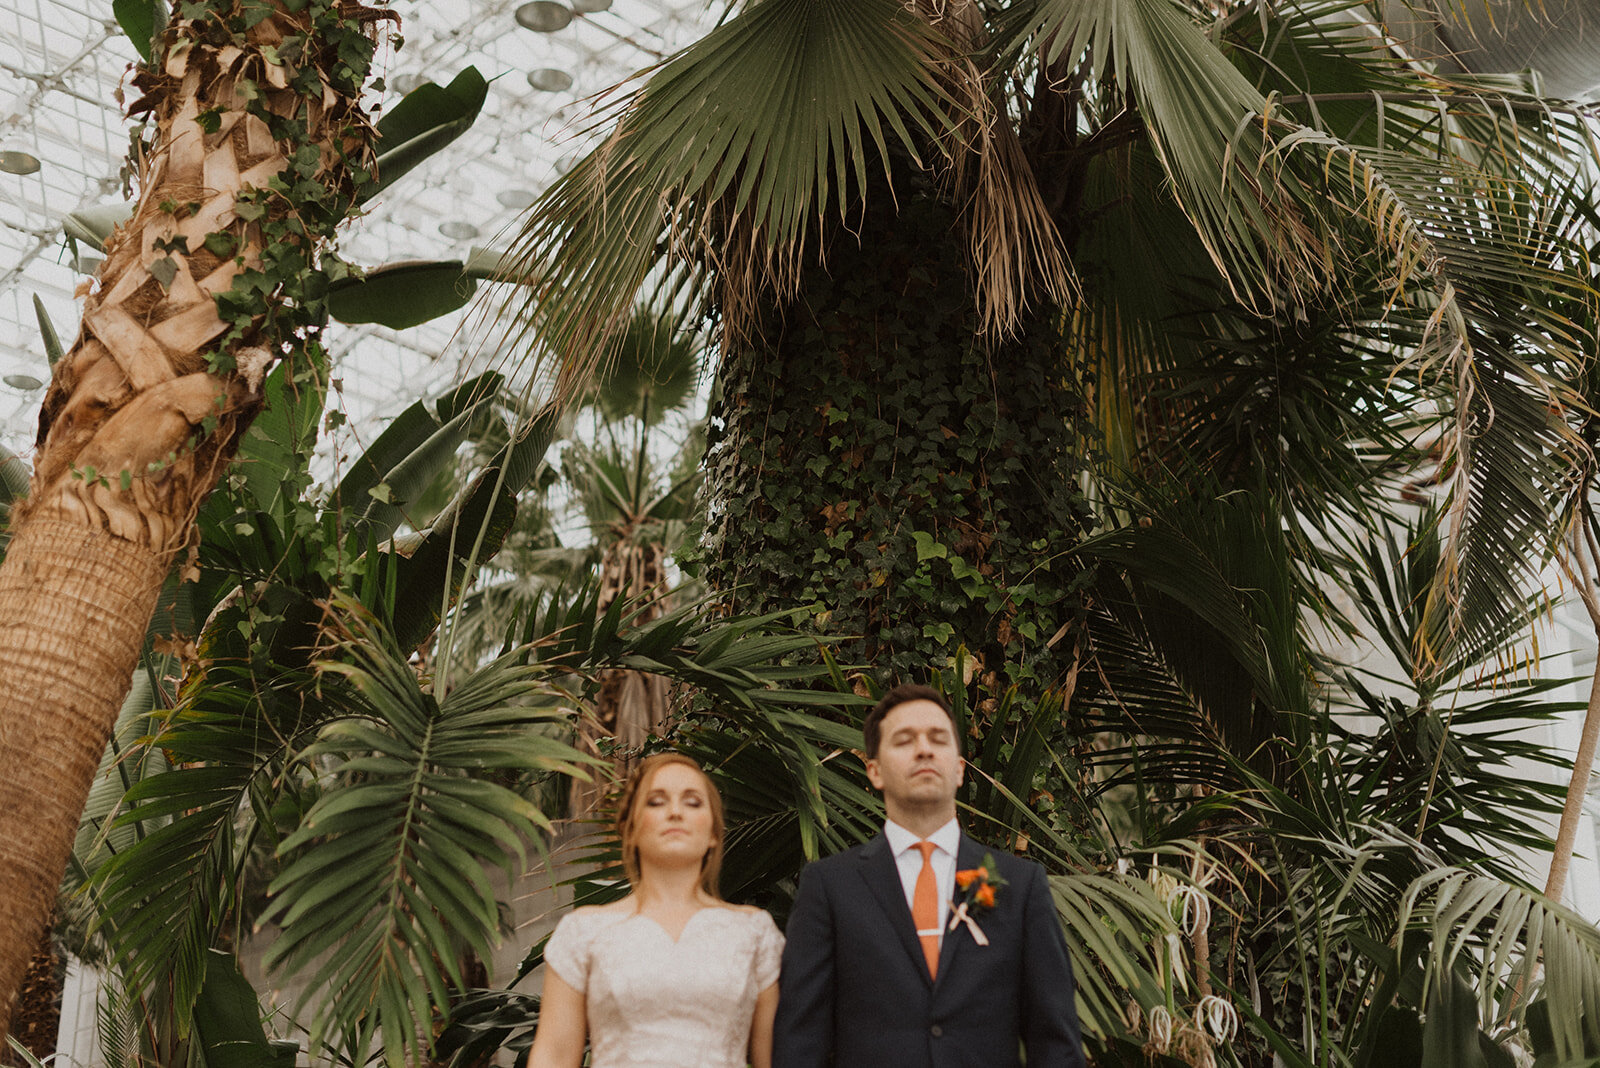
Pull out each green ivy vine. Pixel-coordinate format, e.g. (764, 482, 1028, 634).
(696, 173, 1097, 829)
(121, 0, 391, 654)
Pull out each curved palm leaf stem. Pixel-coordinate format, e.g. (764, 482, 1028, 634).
(433, 409, 525, 695)
(1413, 691, 1464, 841)
(1544, 509, 1600, 907)
(1190, 837, 1212, 1001)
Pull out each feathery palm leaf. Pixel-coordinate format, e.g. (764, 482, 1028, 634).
(1048, 872, 1183, 1039)
(89, 658, 329, 1033)
(261, 599, 594, 1065)
(1272, 121, 1595, 672)
(1078, 484, 1320, 792)
(1398, 869, 1600, 1064)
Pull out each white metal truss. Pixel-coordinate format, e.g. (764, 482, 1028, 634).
(0, 0, 712, 465)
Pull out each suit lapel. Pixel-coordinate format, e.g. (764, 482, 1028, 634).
(934, 835, 988, 987)
(857, 833, 932, 987)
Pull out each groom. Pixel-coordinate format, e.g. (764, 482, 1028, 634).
(773, 684, 1086, 1067)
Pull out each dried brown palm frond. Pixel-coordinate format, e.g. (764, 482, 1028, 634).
(913, 0, 1077, 333)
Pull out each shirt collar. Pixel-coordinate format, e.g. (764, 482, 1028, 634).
(884, 817, 960, 857)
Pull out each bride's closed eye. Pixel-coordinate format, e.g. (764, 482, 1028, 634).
(646, 792, 705, 807)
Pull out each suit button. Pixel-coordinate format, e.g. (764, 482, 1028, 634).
(930, 1025, 943, 1038)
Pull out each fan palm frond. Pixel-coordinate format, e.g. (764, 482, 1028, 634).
(501, 0, 953, 397)
(1002, 0, 1334, 307)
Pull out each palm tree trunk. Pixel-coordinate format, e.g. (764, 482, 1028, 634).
(572, 539, 672, 816)
(0, 523, 168, 1042)
(0, 0, 379, 1041)
(1545, 666, 1600, 904)
(2, 922, 63, 1067)
(701, 175, 1092, 712)
(1545, 518, 1600, 905)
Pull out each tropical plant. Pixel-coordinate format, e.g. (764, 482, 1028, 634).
(20, 0, 1600, 1062)
(487, 0, 1600, 1061)
(0, 0, 529, 1038)
(0, 0, 399, 1037)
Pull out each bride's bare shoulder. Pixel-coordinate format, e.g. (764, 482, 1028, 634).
(719, 903, 772, 918)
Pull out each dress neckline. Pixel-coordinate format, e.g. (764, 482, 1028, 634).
(629, 904, 738, 944)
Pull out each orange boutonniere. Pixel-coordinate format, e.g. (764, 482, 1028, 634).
(949, 853, 1008, 945)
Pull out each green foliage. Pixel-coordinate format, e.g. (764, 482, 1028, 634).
(190, 950, 297, 1068)
(112, 0, 166, 62)
(699, 182, 1095, 730)
(368, 67, 490, 201)
(501, 0, 955, 381)
(262, 599, 593, 1065)
(327, 260, 478, 329)
(32, 295, 63, 367)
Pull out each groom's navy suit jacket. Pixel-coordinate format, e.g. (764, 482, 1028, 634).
(773, 832, 1086, 1068)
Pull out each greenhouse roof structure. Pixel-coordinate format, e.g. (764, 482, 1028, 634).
(0, 0, 713, 465)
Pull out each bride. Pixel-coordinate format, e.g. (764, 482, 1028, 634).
(525, 753, 783, 1068)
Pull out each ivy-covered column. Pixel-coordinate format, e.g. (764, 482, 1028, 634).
(700, 185, 1095, 797)
(0, 0, 384, 1038)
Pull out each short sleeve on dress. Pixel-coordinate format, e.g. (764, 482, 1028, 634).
(544, 911, 591, 994)
(753, 910, 785, 990)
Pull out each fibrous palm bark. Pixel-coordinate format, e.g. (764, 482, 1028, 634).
(0, 0, 382, 1040)
(571, 534, 672, 816)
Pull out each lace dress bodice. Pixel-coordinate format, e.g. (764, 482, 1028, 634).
(543, 905, 785, 1068)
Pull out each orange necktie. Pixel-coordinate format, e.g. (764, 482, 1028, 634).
(913, 840, 940, 978)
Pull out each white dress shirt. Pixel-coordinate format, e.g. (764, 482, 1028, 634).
(884, 817, 960, 946)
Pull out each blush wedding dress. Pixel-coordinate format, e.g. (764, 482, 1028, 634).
(543, 905, 784, 1067)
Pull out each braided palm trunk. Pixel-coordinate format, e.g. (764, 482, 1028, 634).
(0, 1, 379, 1039)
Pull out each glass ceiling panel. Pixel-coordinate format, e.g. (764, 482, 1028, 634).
(0, 0, 712, 465)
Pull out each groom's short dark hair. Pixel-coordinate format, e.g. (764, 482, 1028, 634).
(863, 684, 959, 758)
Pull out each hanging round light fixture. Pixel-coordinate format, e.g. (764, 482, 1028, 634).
(496, 189, 539, 210)
(526, 68, 574, 92)
(515, 1, 573, 32)
(0, 150, 41, 176)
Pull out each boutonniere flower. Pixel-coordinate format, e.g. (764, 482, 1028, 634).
(948, 853, 1008, 946)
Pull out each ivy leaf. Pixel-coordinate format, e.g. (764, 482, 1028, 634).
(149, 256, 178, 292)
(912, 531, 948, 562)
(950, 556, 981, 582)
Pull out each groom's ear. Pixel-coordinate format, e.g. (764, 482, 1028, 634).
(864, 756, 884, 792)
